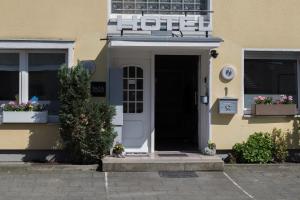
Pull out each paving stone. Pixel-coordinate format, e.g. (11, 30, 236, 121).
(0, 165, 299, 199)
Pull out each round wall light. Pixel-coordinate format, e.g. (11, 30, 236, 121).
(221, 65, 235, 81)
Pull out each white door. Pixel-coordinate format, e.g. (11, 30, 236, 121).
(113, 57, 150, 153)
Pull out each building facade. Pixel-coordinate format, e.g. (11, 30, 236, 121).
(0, 0, 299, 158)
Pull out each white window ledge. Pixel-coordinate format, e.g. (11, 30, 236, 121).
(243, 114, 299, 118)
(0, 115, 60, 124)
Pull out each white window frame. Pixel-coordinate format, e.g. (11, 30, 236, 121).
(242, 49, 300, 115)
(0, 41, 74, 121)
(0, 41, 74, 67)
(108, 0, 212, 19)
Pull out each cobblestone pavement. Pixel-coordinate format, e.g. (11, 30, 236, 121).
(0, 165, 299, 200)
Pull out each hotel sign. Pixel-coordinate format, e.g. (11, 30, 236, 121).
(116, 15, 211, 32)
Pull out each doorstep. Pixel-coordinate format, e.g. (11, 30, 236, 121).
(102, 151, 224, 172)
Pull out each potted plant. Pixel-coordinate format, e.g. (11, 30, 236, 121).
(252, 95, 297, 116)
(1, 97, 47, 123)
(203, 140, 216, 156)
(112, 143, 125, 158)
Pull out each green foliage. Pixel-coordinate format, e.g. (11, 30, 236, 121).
(272, 128, 288, 162)
(208, 140, 216, 150)
(233, 132, 274, 163)
(232, 143, 245, 163)
(58, 62, 116, 163)
(113, 143, 125, 155)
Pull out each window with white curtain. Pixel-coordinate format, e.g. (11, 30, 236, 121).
(0, 51, 66, 115)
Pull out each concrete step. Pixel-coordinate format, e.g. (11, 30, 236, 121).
(102, 152, 224, 172)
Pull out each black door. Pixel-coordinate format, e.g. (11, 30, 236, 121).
(155, 55, 198, 151)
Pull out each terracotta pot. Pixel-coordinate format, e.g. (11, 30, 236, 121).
(252, 104, 297, 116)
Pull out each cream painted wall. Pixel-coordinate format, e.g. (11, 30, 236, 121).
(0, 124, 61, 150)
(211, 0, 300, 149)
(0, 0, 108, 150)
(1, 0, 300, 150)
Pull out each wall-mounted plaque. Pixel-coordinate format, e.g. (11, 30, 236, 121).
(91, 82, 106, 97)
(219, 98, 238, 114)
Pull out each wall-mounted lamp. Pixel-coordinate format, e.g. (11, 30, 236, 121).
(210, 50, 219, 59)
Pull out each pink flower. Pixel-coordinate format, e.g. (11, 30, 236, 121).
(8, 101, 16, 105)
(258, 96, 265, 101)
(288, 96, 293, 101)
(280, 95, 288, 101)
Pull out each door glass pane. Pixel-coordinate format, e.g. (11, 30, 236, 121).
(28, 53, 66, 114)
(137, 102, 143, 113)
(0, 53, 19, 101)
(129, 102, 135, 113)
(129, 67, 135, 78)
(123, 102, 128, 113)
(137, 68, 143, 78)
(137, 91, 143, 101)
(129, 91, 135, 101)
(123, 66, 144, 113)
(137, 79, 143, 89)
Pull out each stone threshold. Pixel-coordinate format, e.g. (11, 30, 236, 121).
(102, 151, 224, 172)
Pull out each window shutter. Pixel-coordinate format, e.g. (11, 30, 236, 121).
(109, 68, 123, 126)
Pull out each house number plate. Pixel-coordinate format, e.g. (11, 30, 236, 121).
(219, 98, 238, 114)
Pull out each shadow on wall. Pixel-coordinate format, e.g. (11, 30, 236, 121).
(210, 100, 234, 125)
(22, 124, 62, 162)
(0, 124, 62, 162)
(84, 43, 108, 102)
(287, 119, 300, 149)
(91, 43, 108, 84)
(245, 116, 293, 124)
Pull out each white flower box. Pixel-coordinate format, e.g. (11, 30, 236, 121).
(2, 111, 48, 123)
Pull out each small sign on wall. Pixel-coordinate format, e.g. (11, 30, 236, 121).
(91, 82, 106, 97)
(219, 98, 238, 114)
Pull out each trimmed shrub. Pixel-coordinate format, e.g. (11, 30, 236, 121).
(81, 102, 116, 162)
(272, 128, 288, 162)
(233, 132, 274, 163)
(58, 62, 116, 163)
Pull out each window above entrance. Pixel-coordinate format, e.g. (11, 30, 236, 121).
(111, 0, 209, 15)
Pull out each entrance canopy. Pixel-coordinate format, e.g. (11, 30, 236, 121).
(108, 34, 223, 49)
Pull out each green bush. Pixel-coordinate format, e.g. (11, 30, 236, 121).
(272, 128, 288, 162)
(81, 102, 116, 162)
(58, 62, 116, 163)
(233, 132, 274, 163)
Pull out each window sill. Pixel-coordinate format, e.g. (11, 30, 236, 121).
(244, 107, 300, 118)
(0, 115, 60, 125)
(243, 114, 300, 118)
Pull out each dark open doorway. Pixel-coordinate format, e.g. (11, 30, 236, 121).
(155, 55, 198, 151)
